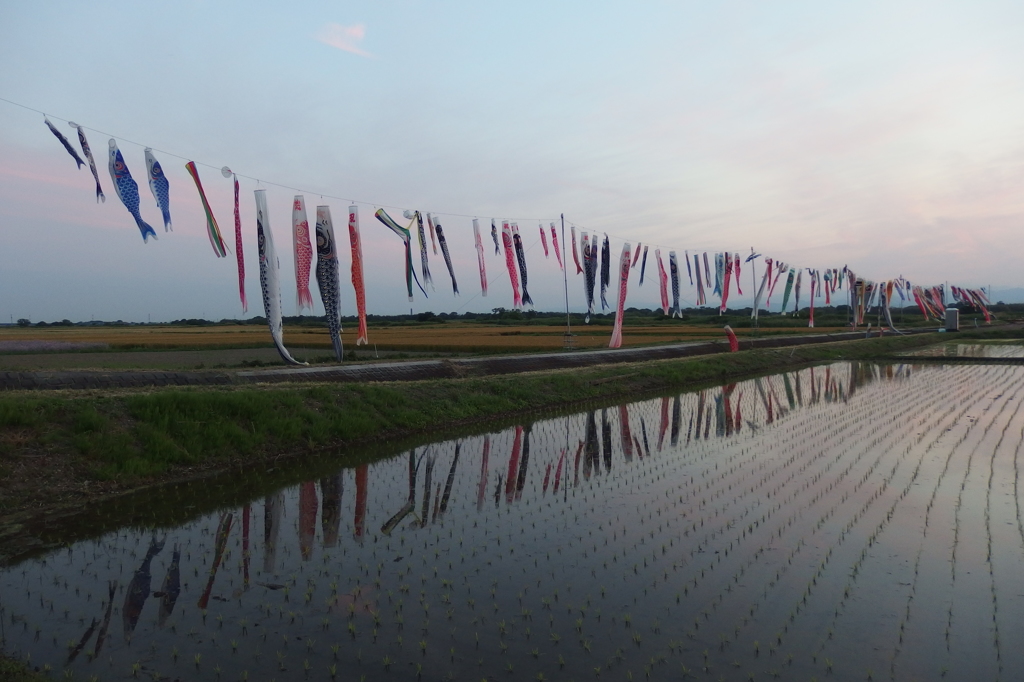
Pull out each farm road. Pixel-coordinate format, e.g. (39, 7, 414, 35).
(0, 328, 936, 391)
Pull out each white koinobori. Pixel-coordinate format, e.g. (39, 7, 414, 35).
(254, 189, 307, 366)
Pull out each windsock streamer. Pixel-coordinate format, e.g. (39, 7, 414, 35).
(550, 223, 563, 270)
(685, 250, 693, 285)
(539, 225, 549, 257)
(750, 258, 771, 321)
(144, 149, 172, 232)
(703, 252, 711, 284)
(632, 243, 642, 268)
(490, 219, 499, 255)
(808, 270, 816, 328)
(720, 252, 732, 313)
(501, 221, 522, 310)
(185, 161, 226, 256)
(767, 263, 786, 307)
(669, 251, 681, 317)
(724, 325, 739, 353)
(109, 140, 157, 243)
(639, 246, 649, 285)
(570, 225, 583, 274)
(582, 233, 597, 321)
(656, 249, 670, 315)
(694, 253, 705, 306)
(713, 253, 724, 296)
(600, 234, 611, 310)
(410, 211, 433, 290)
(512, 223, 532, 306)
(292, 196, 315, 312)
(734, 253, 742, 295)
(473, 218, 488, 296)
(224, 169, 246, 312)
(314, 205, 343, 360)
(609, 243, 632, 349)
(347, 205, 368, 345)
(68, 122, 104, 202)
(432, 214, 458, 295)
(427, 213, 438, 255)
(780, 270, 795, 314)
(793, 269, 803, 313)
(45, 118, 84, 169)
(255, 189, 306, 366)
(375, 209, 427, 301)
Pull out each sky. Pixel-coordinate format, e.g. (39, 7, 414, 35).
(1, 0, 1023, 323)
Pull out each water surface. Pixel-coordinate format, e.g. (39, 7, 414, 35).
(4, 361, 1024, 681)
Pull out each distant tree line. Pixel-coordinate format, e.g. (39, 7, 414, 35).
(6, 300, 1015, 328)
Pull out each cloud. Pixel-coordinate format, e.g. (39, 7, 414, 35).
(315, 22, 372, 58)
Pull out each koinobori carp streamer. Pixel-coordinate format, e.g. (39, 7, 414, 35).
(68, 122, 104, 202)
(473, 218, 488, 296)
(292, 195, 315, 312)
(109, 140, 157, 243)
(375, 208, 427, 301)
(501, 221, 522, 310)
(669, 251, 681, 318)
(571, 225, 583, 275)
(185, 161, 227, 256)
(144, 148, 172, 232)
(512, 223, 532, 306)
(347, 205, 368, 345)
(609, 242, 632, 349)
(550, 223, 563, 270)
(431, 213, 458, 295)
(582, 232, 597, 321)
(221, 167, 246, 312)
(254, 189, 306, 366)
(656, 249, 670, 315)
(45, 117, 84, 169)
(600, 234, 611, 311)
(411, 211, 433, 291)
(314, 205, 343, 361)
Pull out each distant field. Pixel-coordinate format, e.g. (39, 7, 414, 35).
(0, 322, 849, 355)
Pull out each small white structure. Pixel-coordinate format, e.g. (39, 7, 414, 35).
(945, 308, 959, 332)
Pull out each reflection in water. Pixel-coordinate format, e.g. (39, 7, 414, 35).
(438, 442, 460, 518)
(263, 492, 282, 573)
(353, 464, 367, 540)
(122, 536, 164, 641)
(298, 482, 317, 559)
(320, 473, 342, 548)
(381, 450, 417, 535)
(584, 411, 598, 480)
(6, 360, 963, 682)
(156, 544, 180, 626)
(197, 513, 232, 609)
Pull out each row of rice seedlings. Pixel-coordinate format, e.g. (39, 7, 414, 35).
(827, 364, 1024, 681)
(679, 364, 952, 677)
(885, 383, 989, 678)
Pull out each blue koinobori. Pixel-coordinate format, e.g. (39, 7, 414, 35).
(107, 140, 157, 243)
(145, 148, 172, 232)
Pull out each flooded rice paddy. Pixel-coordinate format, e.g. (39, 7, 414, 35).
(5, 361, 1024, 681)
(904, 341, 1024, 359)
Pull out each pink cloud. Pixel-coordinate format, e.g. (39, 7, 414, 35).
(315, 22, 372, 58)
